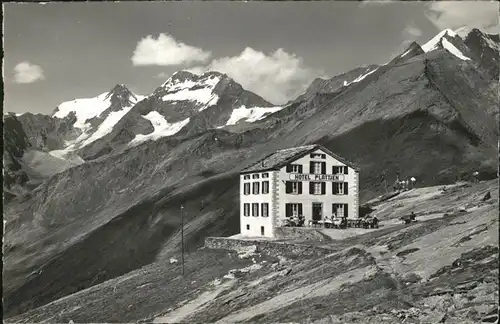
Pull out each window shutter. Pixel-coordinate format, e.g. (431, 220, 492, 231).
(344, 203, 348, 218)
(344, 182, 348, 195)
(332, 183, 338, 194)
(286, 165, 292, 172)
(298, 182, 303, 194)
(309, 162, 314, 174)
(286, 182, 292, 193)
(321, 162, 326, 174)
(299, 165, 303, 173)
(298, 204, 303, 215)
(309, 182, 314, 194)
(286, 204, 292, 217)
(344, 166, 348, 175)
(321, 182, 326, 194)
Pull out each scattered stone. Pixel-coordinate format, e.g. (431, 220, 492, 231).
(455, 280, 479, 292)
(482, 314, 498, 323)
(169, 257, 178, 264)
(396, 248, 420, 258)
(482, 192, 491, 202)
(420, 311, 447, 323)
(236, 245, 258, 259)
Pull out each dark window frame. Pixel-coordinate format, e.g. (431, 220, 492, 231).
(244, 183, 251, 195)
(262, 181, 270, 194)
(252, 203, 259, 217)
(252, 182, 260, 195)
(261, 203, 269, 217)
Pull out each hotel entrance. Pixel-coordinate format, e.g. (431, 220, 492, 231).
(312, 202, 323, 221)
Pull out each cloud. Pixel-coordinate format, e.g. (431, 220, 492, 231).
(189, 47, 323, 105)
(155, 72, 170, 79)
(13, 61, 45, 84)
(132, 33, 211, 66)
(403, 24, 423, 38)
(426, 2, 499, 31)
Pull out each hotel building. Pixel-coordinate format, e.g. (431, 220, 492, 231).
(239, 144, 360, 237)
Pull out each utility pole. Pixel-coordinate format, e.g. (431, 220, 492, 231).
(180, 204, 185, 276)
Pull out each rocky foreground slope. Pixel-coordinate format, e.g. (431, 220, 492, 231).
(3, 27, 499, 318)
(6, 180, 498, 323)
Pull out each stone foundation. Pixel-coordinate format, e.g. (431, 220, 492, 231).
(204, 236, 333, 258)
(273, 227, 329, 241)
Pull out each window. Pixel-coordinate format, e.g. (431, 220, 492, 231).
(261, 203, 269, 217)
(246, 224, 250, 230)
(286, 164, 303, 173)
(310, 182, 325, 195)
(333, 166, 348, 174)
(252, 174, 260, 179)
(243, 203, 250, 216)
(333, 182, 348, 195)
(310, 161, 326, 174)
(262, 181, 270, 194)
(285, 181, 302, 194)
(333, 203, 348, 218)
(285, 203, 303, 217)
(252, 182, 260, 194)
(244, 183, 251, 195)
(310, 153, 326, 159)
(262, 173, 269, 178)
(261, 226, 265, 236)
(244, 175, 251, 180)
(252, 203, 259, 216)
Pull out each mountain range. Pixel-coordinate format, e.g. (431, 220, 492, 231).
(3, 27, 499, 318)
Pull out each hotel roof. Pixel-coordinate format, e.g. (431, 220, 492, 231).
(240, 144, 360, 173)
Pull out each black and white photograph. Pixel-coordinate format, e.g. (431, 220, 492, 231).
(2, 1, 499, 323)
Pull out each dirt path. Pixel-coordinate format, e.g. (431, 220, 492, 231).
(214, 265, 378, 324)
(153, 279, 237, 323)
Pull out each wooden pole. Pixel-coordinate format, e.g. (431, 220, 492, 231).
(181, 204, 185, 276)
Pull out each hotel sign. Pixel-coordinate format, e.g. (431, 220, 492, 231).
(288, 173, 345, 182)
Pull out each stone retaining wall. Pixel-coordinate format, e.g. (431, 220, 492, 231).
(274, 227, 328, 241)
(204, 237, 333, 258)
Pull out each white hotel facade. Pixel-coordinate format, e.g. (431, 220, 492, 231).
(239, 144, 360, 238)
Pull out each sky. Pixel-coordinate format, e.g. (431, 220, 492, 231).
(3, 1, 499, 115)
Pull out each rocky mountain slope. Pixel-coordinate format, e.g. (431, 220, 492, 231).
(6, 180, 498, 323)
(3, 27, 499, 318)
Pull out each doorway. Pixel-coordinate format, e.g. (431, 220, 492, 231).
(312, 203, 323, 221)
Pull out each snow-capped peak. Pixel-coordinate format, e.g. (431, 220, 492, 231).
(420, 28, 471, 61)
(53, 92, 113, 129)
(53, 84, 144, 126)
(157, 71, 223, 110)
(421, 29, 457, 52)
(51, 84, 145, 154)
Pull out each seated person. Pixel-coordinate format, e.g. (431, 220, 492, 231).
(298, 215, 305, 227)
